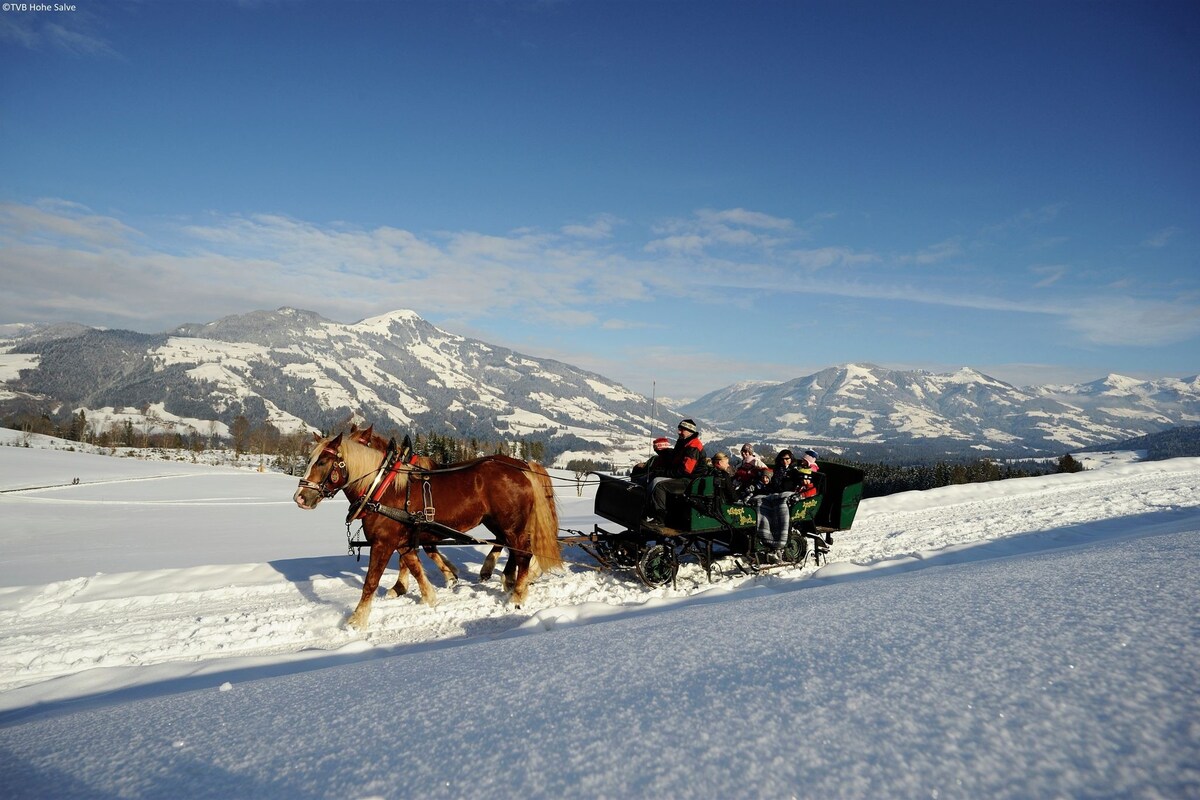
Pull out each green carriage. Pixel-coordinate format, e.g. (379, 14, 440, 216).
(586, 461, 865, 587)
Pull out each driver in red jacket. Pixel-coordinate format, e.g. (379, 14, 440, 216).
(648, 419, 706, 524)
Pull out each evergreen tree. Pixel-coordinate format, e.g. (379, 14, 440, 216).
(1057, 454, 1084, 473)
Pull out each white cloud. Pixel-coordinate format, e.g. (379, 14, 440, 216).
(980, 203, 1067, 236)
(905, 238, 965, 265)
(1030, 264, 1069, 288)
(646, 208, 798, 254)
(0, 11, 119, 58)
(1064, 298, 1200, 347)
(694, 208, 793, 230)
(0, 200, 139, 249)
(787, 246, 879, 271)
(2, 200, 1196, 371)
(1142, 227, 1180, 249)
(561, 214, 621, 240)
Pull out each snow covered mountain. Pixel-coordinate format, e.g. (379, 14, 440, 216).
(0, 308, 668, 464)
(1, 312, 1197, 461)
(684, 363, 1200, 455)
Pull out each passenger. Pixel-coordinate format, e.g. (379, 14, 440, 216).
(795, 462, 818, 499)
(709, 452, 737, 505)
(748, 450, 812, 559)
(736, 465, 772, 501)
(737, 443, 767, 472)
(799, 448, 834, 548)
(648, 418, 706, 524)
(765, 450, 805, 493)
(733, 444, 768, 497)
(630, 437, 672, 485)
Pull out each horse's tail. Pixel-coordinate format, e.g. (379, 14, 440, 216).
(525, 462, 563, 573)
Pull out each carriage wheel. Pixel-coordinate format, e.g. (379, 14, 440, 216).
(783, 529, 808, 564)
(636, 543, 679, 588)
(596, 536, 640, 568)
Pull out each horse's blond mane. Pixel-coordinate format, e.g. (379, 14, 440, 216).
(338, 436, 384, 488)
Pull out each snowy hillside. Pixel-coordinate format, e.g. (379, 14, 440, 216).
(685, 362, 1200, 454)
(0, 436, 1197, 797)
(4, 313, 1198, 464)
(0, 309, 673, 466)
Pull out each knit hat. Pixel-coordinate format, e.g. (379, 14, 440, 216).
(677, 418, 698, 434)
(652, 437, 671, 451)
(804, 449, 818, 460)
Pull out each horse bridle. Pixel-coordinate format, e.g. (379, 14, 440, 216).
(297, 442, 349, 499)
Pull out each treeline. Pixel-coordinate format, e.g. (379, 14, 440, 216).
(390, 430, 547, 465)
(2, 408, 316, 469)
(4, 408, 1096, 496)
(1080, 425, 1200, 461)
(832, 454, 1083, 499)
(0, 409, 549, 473)
(567, 453, 1086, 500)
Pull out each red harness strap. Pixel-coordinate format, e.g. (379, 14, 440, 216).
(365, 452, 420, 506)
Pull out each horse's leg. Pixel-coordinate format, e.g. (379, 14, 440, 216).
(502, 552, 518, 594)
(348, 543, 394, 630)
(400, 548, 438, 607)
(387, 552, 410, 599)
(479, 544, 504, 582)
(508, 550, 535, 607)
(424, 544, 459, 586)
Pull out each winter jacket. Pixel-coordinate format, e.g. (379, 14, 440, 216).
(711, 468, 737, 504)
(667, 433, 706, 478)
(766, 465, 806, 494)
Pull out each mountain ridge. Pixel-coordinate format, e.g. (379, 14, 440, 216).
(2, 308, 1197, 463)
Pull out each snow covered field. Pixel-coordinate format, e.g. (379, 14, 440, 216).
(1, 434, 1197, 798)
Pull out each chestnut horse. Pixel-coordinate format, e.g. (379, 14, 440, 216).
(294, 432, 562, 629)
(346, 424, 459, 593)
(347, 424, 546, 587)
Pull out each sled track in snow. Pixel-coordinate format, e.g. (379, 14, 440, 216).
(3, 459, 1200, 708)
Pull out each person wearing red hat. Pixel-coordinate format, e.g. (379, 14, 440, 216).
(631, 437, 673, 485)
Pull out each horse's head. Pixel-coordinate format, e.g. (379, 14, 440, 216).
(349, 423, 385, 449)
(293, 433, 348, 509)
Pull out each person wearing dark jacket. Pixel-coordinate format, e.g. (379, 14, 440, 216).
(631, 437, 672, 485)
(648, 419, 706, 523)
(765, 450, 804, 493)
(709, 452, 737, 505)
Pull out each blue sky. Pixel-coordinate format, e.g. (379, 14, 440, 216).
(1, 0, 1197, 400)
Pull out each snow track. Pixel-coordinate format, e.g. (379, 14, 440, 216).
(2, 451, 1199, 710)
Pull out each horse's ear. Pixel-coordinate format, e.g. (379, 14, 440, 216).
(362, 425, 374, 441)
(400, 434, 413, 459)
(311, 431, 322, 443)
